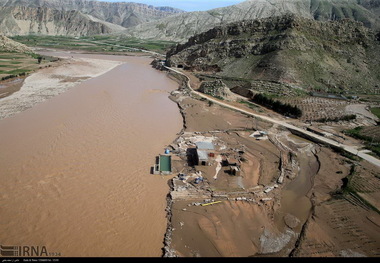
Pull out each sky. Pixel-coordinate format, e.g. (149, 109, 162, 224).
(101, 0, 246, 11)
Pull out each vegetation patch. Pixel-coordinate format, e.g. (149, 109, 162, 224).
(370, 107, 380, 119)
(344, 126, 380, 158)
(338, 164, 357, 195)
(251, 93, 302, 118)
(336, 164, 380, 214)
(239, 100, 260, 110)
(11, 35, 176, 54)
(344, 126, 380, 143)
(315, 114, 356, 123)
(0, 51, 56, 81)
(330, 145, 361, 161)
(5, 69, 30, 75)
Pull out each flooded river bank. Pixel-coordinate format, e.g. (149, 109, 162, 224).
(0, 53, 182, 256)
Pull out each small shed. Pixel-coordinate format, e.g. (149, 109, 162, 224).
(196, 150, 209, 166)
(195, 141, 215, 166)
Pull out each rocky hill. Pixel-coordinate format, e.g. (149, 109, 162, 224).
(0, 33, 33, 53)
(357, 0, 380, 16)
(166, 15, 380, 95)
(0, 0, 183, 36)
(124, 0, 380, 43)
(0, 6, 127, 36)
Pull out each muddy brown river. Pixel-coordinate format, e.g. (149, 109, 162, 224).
(0, 53, 182, 256)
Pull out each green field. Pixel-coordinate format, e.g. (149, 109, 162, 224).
(0, 51, 57, 80)
(11, 35, 176, 54)
(344, 126, 380, 158)
(370, 107, 380, 119)
(2, 35, 176, 81)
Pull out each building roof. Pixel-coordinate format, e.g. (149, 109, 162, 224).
(195, 141, 215, 150)
(197, 150, 209, 161)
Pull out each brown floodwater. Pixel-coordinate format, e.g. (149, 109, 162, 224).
(0, 53, 182, 256)
(275, 148, 319, 232)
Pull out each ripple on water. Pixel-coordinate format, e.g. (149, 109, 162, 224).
(0, 54, 182, 256)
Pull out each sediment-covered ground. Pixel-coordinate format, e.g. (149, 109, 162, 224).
(162, 70, 380, 257)
(0, 55, 122, 120)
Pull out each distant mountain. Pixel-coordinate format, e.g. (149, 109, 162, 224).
(357, 0, 380, 16)
(0, 6, 126, 36)
(155, 6, 185, 14)
(310, 0, 380, 28)
(124, 0, 380, 43)
(166, 15, 380, 95)
(0, 0, 184, 36)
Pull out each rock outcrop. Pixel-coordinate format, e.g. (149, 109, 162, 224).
(166, 15, 380, 94)
(0, 34, 33, 53)
(0, 6, 126, 36)
(198, 80, 236, 101)
(0, 0, 184, 36)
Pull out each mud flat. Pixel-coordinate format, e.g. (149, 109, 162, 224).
(160, 69, 380, 257)
(0, 77, 26, 99)
(0, 53, 183, 256)
(0, 53, 122, 120)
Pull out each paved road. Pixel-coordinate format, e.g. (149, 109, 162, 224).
(165, 66, 380, 168)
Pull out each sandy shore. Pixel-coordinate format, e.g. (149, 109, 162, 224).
(0, 56, 122, 120)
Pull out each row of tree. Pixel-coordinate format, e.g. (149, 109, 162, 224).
(316, 114, 356, 123)
(251, 93, 302, 118)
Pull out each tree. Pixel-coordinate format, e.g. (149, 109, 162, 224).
(251, 93, 302, 118)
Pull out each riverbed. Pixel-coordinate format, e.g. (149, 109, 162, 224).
(0, 52, 183, 256)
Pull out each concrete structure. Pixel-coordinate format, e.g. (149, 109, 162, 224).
(153, 154, 172, 175)
(196, 150, 209, 166)
(195, 141, 215, 150)
(195, 141, 215, 166)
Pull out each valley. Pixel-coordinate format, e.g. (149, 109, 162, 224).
(11, 35, 175, 54)
(0, 0, 379, 259)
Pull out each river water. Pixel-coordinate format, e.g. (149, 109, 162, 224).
(0, 53, 182, 256)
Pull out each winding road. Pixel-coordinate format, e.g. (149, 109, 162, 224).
(165, 66, 380, 168)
